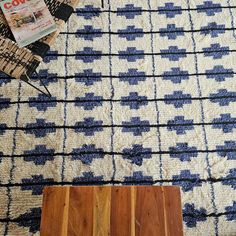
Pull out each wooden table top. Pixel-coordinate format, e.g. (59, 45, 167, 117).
(40, 186, 183, 236)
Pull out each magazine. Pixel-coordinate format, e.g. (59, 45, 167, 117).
(0, 0, 57, 47)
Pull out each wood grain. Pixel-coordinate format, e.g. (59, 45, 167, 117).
(130, 187, 136, 236)
(93, 186, 111, 236)
(40, 186, 70, 236)
(68, 187, 93, 236)
(135, 186, 166, 236)
(162, 186, 183, 236)
(110, 187, 132, 236)
(40, 186, 183, 236)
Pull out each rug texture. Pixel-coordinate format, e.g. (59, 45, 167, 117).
(0, 0, 236, 235)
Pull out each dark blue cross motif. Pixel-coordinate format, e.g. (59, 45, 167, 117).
(161, 46, 187, 61)
(173, 170, 201, 192)
(0, 123, 7, 135)
(29, 94, 57, 112)
(74, 117, 103, 136)
(119, 47, 144, 62)
(160, 24, 184, 40)
(75, 69, 102, 86)
(216, 141, 236, 160)
(23, 145, 55, 165)
(119, 69, 146, 85)
(122, 145, 152, 166)
(122, 117, 150, 136)
(43, 50, 58, 64)
(76, 25, 102, 41)
(225, 202, 236, 221)
(210, 89, 236, 106)
(167, 116, 194, 135)
(16, 208, 41, 234)
(21, 175, 54, 195)
(76, 5, 101, 20)
(222, 169, 236, 190)
(183, 203, 207, 227)
(212, 114, 236, 133)
(158, 3, 182, 18)
(164, 91, 192, 108)
(73, 172, 103, 183)
(74, 93, 103, 110)
(162, 67, 189, 84)
(203, 43, 229, 59)
(197, 1, 222, 16)
(121, 92, 148, 109)
(76, 47, 102, 63)
(200, 22, 225, 38)
(0, 76, 11, 86)
(169, 143, 198, 161)
(118, 26, 144, 41)
(124, 171, 153, 184)
(117, 4, 142, 19)
(0, 96, 11, 110)
(25, 119, 56, 138)
(71, 144, 104, 165)
(34, 69, 58, 86)
(205, 65, 234, 82)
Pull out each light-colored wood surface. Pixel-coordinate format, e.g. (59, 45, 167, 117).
(93, 187, 111, 236)
(40, 186, 183, 236)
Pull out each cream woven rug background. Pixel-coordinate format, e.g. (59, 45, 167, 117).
(0, 0, 236, 235)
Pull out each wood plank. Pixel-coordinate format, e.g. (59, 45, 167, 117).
(40, 186, 183, 236)
(93, 186, 111, 236)
(110, 187, 132, 236)
(130, 187, 136, 236)
(67, 187, 93, 236)
(40, 186, 70, 236)
(135, 186, 166, 236)
(162, 186, 183, 236)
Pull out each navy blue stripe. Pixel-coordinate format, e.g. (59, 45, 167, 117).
(1, 71, 235, 80)
(108, 0, 116, 181)
(61, 23, 70, 181)
(187, 1, 219, 234)
(1, 120, 236, 131)
(4, 82, 22, 235)
(1, 94, 236, 105)
(1, 147, 236, 158)
(0, 176, 235, 187)
(60, 27, 236, 35)
(42, 49, 236, 57)
(148, 0, 163, 181)
(75, 5, 236, 14)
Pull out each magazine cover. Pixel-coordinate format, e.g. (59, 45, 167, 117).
(0, 0, 57, 47)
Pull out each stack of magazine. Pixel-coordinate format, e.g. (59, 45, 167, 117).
(0, 0, 57, 47)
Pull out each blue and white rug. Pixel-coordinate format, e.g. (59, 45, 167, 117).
(0, 0, 236, 235)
